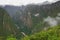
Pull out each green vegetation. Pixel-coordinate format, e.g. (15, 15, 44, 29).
(6, 34, 16, 40)
(0, 7, 20, 40)
(21, 25, 60, 40)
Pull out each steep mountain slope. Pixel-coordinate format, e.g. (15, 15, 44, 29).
(0, 7, 20, 40)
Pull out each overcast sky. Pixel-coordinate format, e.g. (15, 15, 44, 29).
(0, 0, 59, 6)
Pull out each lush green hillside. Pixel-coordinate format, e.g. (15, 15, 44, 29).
(21, 25, 60, 40)
(0, 8, 20, 40)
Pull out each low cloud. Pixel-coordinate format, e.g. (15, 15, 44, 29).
(44, 16, 58, 27)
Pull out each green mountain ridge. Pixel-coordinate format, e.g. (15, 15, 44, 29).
(0, 7, 20, 40)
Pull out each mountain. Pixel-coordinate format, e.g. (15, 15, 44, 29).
(0, 1, 60, 39)
(6, 1, 60, 35)
(0, 7, 20, 40)
(18, 1, 60, 31)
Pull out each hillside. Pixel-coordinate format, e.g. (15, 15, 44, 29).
(21, 25, 60, 40)
(0, 7, 20, 40)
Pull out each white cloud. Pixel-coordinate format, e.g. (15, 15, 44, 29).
(44, 16, 58, 26)
(0, 0, 59, 6)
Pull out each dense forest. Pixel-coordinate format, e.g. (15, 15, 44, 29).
(0, 1, 60, 40)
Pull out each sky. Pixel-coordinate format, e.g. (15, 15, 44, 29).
(0, 0, 59, 6)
